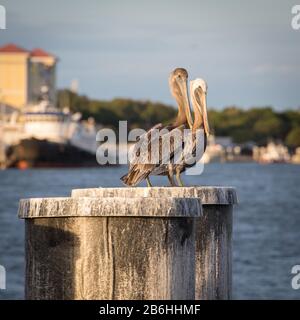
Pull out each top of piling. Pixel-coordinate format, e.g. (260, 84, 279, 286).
(71, 186, 238, 205)
(18, 196, 202, 219)
(18, 187, 237, 219)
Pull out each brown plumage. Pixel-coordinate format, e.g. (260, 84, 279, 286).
(121, 68, 191, 186)
(149, 78, 210, 186)
(172, 78, 210, 185)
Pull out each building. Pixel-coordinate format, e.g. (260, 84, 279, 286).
(253, 142, 290, 163)
(0, 43, 57, 109)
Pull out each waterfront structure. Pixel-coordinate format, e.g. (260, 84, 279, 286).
(18, 186, 237, 299)
(253, 142, 291, 163)
(0, 43, 57, 109)
(0, 44, 99, 168)
(291, 147, 300, 164)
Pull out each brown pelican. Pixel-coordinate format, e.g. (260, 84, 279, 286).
(151, 78, 209, 186)
(172, 78, 210, 186)
(121, 68, 191, 187)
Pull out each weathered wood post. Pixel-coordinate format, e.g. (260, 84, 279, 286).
(18, 194, 202, 300)
(72, 187, 238, 300)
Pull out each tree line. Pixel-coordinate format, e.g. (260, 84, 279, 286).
(57, 89, 300, 148)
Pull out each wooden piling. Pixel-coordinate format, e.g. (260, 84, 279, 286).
(72, 187, 238, 299)
(18, 195, 202, 300)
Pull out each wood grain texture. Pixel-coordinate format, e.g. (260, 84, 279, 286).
(196, 205, 232, 299)
(18, 196, 202, 218)
(20, 186, 236, 300)
(70, 187, 236, 300)
(71, 186, 238, 205)
(25, 216, 196, 300)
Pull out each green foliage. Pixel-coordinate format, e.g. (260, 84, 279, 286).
(208, 106, 300, 145)
(286, 128, 300, 147)
(57, 89, 300, 146)
(57, 90, 176, 131)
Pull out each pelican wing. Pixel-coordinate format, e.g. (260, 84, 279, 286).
(130, 124, 183, 166)
(182, 129, 206, 166)
(150, 124, 186, 175)
(122, 125, 186, 185)
(128, 123, 164, 167)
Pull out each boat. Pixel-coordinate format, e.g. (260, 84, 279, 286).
(1, 86, 100, 168)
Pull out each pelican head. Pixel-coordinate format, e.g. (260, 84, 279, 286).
(169, 68, 192, 128)
(170, 67, 188, 80)
(191, 78, 207, 94)
(190, 78, 210, 136)
(169, 68, 189, 96)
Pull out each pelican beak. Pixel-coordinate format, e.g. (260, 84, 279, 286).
(177, 78, 193, 129)
(200, 92, 210, 136)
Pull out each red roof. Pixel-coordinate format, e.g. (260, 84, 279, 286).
(0, 43, 29, 53)
(31, 48, 54, 58)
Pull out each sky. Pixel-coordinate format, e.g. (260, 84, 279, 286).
(1, 0, 300, 109)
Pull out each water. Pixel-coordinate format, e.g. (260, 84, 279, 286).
(0, 163, 300, 299)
